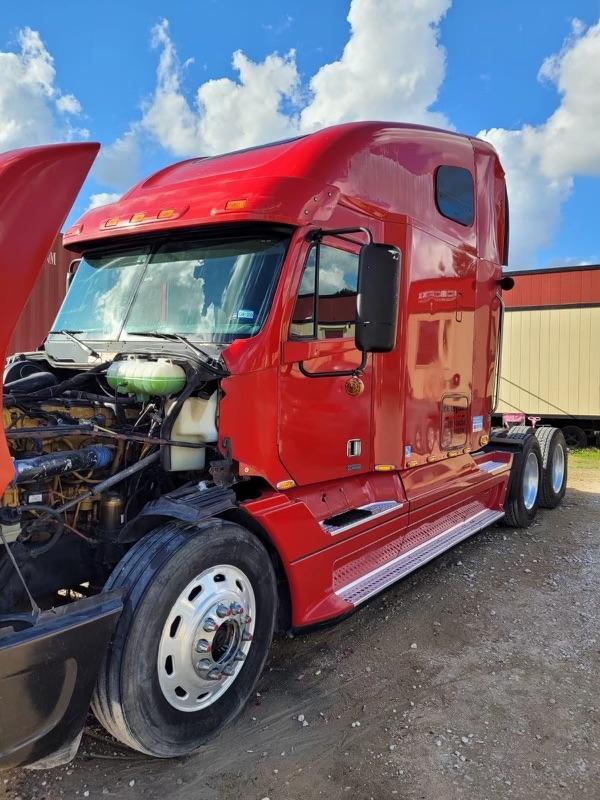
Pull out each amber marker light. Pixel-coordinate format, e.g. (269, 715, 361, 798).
(375, 464, 395, 472)
(479, 434, 490, 446)
(276, 479, 296, 490)
(225, 199, 248, 211)
(157, 208, 176, 219)
(130, 212, 146, 223)
(104, 217, 119, 228)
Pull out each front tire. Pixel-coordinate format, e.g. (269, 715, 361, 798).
(92, 520, 277, 757)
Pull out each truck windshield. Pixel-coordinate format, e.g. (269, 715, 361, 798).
(52, 234, 289, 344)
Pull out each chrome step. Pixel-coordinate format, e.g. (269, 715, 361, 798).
(321, 500, 403, 535)
(336, 507, 504, 606)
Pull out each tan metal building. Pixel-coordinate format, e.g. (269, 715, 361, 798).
(496, 265, 600, 447)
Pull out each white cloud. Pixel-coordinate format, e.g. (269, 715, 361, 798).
(142, 19, 300, 157)
(479, 19, 600, 267)
(479, 126, 572, 267)
(536, 20, 600, 178)
(141, 1, 451, 158)
(0, 27, 83, 150)
(87, 192, 121, 211)
(94, 129, 140, 190)
(300, 0, 451, 132)
(55, 93, 81, 115)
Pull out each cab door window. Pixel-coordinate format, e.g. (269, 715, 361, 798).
(290, 244, 359, 339)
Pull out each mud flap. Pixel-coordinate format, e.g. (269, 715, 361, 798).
(0, 591, 122, 770)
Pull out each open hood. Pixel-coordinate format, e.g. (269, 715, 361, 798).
(0, 142, 99, 495)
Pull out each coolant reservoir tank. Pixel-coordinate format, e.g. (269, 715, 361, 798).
(165, 393, 218, 472)
(107, 358, 186, 397)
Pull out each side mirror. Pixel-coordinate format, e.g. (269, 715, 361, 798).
(355, 243, 401, 353)
(498, 275, 514, 291)
(66, 258, 81, 290)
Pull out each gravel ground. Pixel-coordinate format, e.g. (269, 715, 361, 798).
(3, 451, 599, 800)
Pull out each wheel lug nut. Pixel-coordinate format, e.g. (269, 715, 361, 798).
(242, 631, 253, 642)
(230, 602, 243, 616)
(203, 617, 217, 632)
(222, 664, 235, 676)
(206, 668, 222, 681)
(196, 658, 211, 670)
(195, 639, 211, 653)
(216, 603, 231, 618)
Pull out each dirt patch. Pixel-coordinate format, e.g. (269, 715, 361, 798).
(4, 454, 600, 800)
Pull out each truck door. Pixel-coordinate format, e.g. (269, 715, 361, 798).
(278, 240, 372, 485)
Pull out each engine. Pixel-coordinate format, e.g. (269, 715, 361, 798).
(0, 353, 221, 612)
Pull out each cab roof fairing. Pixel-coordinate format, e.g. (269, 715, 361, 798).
(65, 121, 502, 251)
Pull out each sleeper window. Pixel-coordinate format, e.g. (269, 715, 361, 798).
(435, 166, 474, 226)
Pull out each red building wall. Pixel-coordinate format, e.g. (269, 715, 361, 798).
(505, 265, 600, 309)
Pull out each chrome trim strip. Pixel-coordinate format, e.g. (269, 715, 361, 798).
(478, 460, 509, 474)
(336, 507, 504, 606)
(320, 500, 404, 536)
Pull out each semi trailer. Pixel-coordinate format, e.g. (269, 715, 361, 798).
(0, 124, 568, 769)
(493, 265, 600, 447)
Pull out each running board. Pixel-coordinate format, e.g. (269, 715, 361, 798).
(336, 508, 504, 607)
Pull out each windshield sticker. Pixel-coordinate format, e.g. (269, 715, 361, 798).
(237, 309, 255, 320)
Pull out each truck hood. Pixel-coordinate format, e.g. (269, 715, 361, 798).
(0, 142, 99, 494)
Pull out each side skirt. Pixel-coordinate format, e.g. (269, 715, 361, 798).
(335, 507, 504, 607)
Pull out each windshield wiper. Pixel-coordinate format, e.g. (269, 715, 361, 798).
(126, 331, 228, 376)
(48, 330, 101, 359)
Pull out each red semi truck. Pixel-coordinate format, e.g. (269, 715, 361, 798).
(0, 124, 568, 768)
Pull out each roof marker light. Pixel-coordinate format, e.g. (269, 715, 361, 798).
(225, 199, 247, 211)
(130, 212, 146, 223)
(157, 208, 176, 219)
(104, 217, 119, 228)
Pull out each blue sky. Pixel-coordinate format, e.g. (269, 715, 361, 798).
(1, 0, 599, 268)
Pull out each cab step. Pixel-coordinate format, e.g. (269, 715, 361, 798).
(336, 507, 504, 606)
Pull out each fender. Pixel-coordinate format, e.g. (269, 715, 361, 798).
(118, 484, 237, 543)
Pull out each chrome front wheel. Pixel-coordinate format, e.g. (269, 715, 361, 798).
(158, 565, 256, 712)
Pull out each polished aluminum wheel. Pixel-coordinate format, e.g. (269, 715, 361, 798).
(522, 451, 540, 510)
(157, 564, 256, 712)
(551, 442, 565, 494)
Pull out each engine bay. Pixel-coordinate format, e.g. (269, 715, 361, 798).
(0, 350, 225, 613)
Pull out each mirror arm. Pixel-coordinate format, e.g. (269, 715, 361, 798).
(298, 352, 367, 379)
(307, 227, 373, 245)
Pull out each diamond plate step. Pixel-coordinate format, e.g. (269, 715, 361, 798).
(336, 508, 505, 606)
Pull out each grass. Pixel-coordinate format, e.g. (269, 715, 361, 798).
(569, 448, 600, 471)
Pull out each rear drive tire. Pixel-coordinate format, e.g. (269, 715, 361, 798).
(533, 427, 567, 508)
(502, 431, 542, 528)
(561, 424, 587, 450)
(92, 519, 277, 758)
